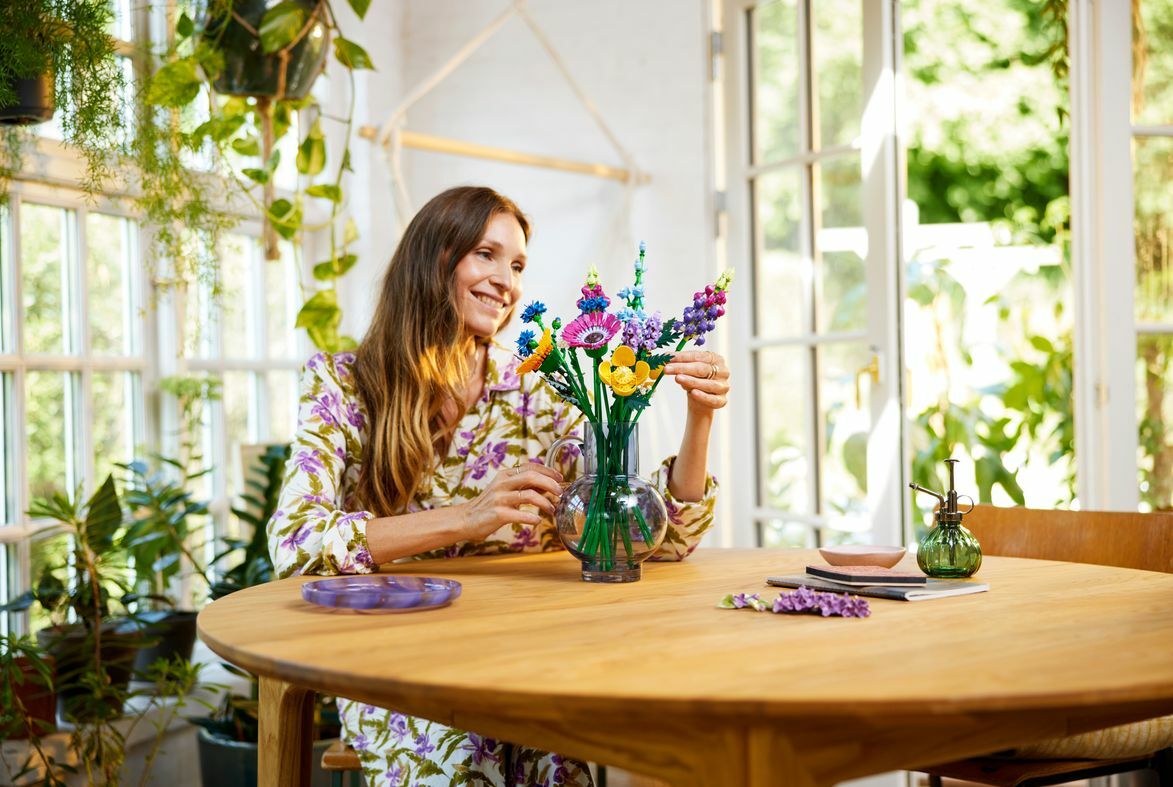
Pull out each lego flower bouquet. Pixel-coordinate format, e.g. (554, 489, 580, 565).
(516, 243, 732, 582)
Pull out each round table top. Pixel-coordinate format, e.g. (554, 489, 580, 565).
(197, 548, 1173, 723)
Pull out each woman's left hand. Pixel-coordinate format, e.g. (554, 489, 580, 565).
(662, 350, 730, 414)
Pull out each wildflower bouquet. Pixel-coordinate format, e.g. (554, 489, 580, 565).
(515, 243, 732, 581)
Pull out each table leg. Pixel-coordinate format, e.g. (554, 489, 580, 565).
(258, 676, 315, 787)
(667, 727, 818, 787)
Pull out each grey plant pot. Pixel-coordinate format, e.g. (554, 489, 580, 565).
(196, 727, 341, 787)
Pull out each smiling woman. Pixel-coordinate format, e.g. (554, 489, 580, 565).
(265, 185, 722, 785)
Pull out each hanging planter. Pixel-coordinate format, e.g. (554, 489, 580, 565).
(0, 73, 55, 126)
(203, 0, 331, 101)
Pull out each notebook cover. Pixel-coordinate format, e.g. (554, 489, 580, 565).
(768, 574, 990, 602)
(805, 564, 928, 585)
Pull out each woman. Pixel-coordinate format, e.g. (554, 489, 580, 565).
(268, 186, 730, 786)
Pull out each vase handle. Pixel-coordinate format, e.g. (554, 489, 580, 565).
(545, 435, 584, 476)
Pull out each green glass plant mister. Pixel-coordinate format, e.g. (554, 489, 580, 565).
(909, 459, 982, 578)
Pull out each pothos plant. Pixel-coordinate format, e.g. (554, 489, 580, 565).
(140, 0, 375, 352)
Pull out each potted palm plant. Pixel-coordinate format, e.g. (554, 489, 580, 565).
(0, 476, 140, 724)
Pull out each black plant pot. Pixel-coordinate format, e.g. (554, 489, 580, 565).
(0, 73, 55, 125)
(131, 609, 199, 679)
(196, 728, 338, 787)
(204, 0, 329, 100)
(36, 620, 141, 723)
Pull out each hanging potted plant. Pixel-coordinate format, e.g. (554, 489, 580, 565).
(139, 0, 375, 352)
(0, 0, 127, 194)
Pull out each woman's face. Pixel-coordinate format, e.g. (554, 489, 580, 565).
(453, 212, 527, 340)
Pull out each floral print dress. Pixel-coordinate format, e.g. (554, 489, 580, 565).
(268, 344, 718, 787)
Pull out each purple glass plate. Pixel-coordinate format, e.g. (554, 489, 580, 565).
(301, 576, 462, 612)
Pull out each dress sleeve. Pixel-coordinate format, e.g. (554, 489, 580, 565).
(267, 353, 378, 578)
(647, 457, 719, 561)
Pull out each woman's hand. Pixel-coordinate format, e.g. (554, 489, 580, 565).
(457, 463, 564, 540)
(662, 350, 731, 415)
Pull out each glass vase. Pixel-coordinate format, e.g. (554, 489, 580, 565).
(917, 521, 982, 578)
(545, 423, 668, 583)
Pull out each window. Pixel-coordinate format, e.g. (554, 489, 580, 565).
(1132, 0, 1173, 511)
(0, 193, 147, 635)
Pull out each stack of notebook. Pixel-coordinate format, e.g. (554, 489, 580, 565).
(768, 565, 989, 601)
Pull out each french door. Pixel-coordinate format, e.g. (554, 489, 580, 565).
(720, 0, 905, 548)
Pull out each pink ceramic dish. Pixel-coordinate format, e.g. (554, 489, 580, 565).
(818, 545, 907, 569)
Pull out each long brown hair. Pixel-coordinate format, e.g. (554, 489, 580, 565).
(353, 186, 530, 515)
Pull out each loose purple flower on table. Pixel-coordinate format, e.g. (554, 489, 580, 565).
(520, 301, 547, 324)
(720, 585, 869, 618)
(516, 329, 537, 358)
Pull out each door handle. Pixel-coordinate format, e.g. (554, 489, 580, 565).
(855, 354, 880, 409)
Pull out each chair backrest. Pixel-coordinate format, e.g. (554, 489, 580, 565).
(966, 504, 1173, 574)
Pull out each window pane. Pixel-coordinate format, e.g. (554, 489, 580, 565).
(816, 154, 866, 333)
(759, 519, 811, 549)
(0, 204, 11, 353)
(0, 374, 11, 525)
(219, 235, 255, 358)
(28, 533, 69, 634)
(1138, 333, 1173, 512)
(87, 213, 134, 355)
(1134, 136, 1173, 324)
(1133, 0, 1173, 126)
(810, 0, 862, 149)
(26, 371, 73, 503)
(222, 371, 254, 502)
(752, 0, 800, 163)
(267, 371, 299, 443)
(754, 169, 806, 336)
(757, 346, 810, 513)
(184, 277, 214, 359)
(265, 248, 298, 359)
(22, 203, 74, 354)
(817, 342, 870, 519)
(93, 372, 135, 484)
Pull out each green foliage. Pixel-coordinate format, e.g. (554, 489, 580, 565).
(119, 459, 211, 611)
(2, 476, 129, 627)
(0, 0, 127, 197)
(139, 0, 373, 353)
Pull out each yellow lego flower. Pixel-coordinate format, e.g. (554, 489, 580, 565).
(517, 330, 553, 375)
(598, 345, 651, 397)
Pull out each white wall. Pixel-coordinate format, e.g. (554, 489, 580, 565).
(342, 0, 733, 543)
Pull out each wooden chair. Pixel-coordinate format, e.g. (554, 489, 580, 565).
(320, 740, 363, 787)
(921, 504, 1173, 787)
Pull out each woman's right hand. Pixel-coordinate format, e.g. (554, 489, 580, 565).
(458, 463, 564, 540)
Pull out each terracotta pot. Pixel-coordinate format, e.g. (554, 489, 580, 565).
(4, 655, 56, 739)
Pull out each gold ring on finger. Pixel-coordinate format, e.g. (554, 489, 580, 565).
(706, 363, 718, 380)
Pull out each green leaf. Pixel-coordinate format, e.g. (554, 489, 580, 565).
(295, 290, 341, 330)
(272, 101, 293, 140)
(296, 119, 327, 176)
(343, 218, 360, 245)
(306, 324, 340, 351)
(148, 59, 202, 107)
(312, 254, 358, 281)
(177, 13, 195, 38)
(333, 38, 374, 70)
(242, 168, 269, 184)
(232, 135, 261, 157)
(259, 2, 308, 54)
(346, 0, 372, 19)
(337, 335, 358, 351)
(1029, 335, 1055, 354)
(84, 475, 123, 551)
(267, 198, 302, 240)
(305, 184, 341, 202)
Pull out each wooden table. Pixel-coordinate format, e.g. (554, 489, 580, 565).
(197, 549, 1173, 786)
